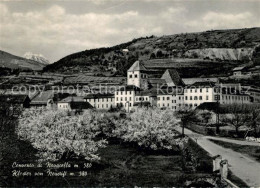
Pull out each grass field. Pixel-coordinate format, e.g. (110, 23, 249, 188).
(2, 134, 217, 187)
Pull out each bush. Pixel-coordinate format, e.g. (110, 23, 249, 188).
(110, 108, 187, 151)
(18, 108, 107, 162)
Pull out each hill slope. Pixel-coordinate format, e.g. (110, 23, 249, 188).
(44, 27, 260, 77)
(0, 50, 46, 71)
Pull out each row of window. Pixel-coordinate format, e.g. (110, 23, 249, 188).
(185, 104, 198, 107)
(136, 97, 149, 101)
(129, 73, 147, 79)
(94, 104, 113, 108)
(185, 88, 209, 93)
(116, 97, 132, 101)
(86, 98, 113, 102)
(158, 103, 180, 109)
(157, 96, 183, 101)
(185, 96, 208, 100)
(222, 95, 249, 101)
(59, 104, 68, 108)
(116, 91, 133, 95)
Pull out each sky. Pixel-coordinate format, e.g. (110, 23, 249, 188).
(0, 0, 260, 63)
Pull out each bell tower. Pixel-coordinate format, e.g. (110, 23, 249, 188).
(127, 61, 147, 89)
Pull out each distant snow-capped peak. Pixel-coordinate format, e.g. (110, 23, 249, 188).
(23, 52, 50, 65)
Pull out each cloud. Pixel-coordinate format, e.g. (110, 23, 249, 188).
(0, 2, 259, 62)
(0, 3, 187, 62)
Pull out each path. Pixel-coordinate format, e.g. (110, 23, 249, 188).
(205, 136, 260, 146)
(175, 126, 260, 187)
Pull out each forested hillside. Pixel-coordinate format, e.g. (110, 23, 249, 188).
(43, 27, 260, 77)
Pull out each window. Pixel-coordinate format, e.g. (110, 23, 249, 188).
(129, 74, 132, 78)
(206, 88, 209, 92)
(102, 99, 104, 102)
(125, 97, 127, 101)
(200, 88, 202, 93)
(107, 98, 108, 102)
(121, 97, 123, 101)
(130, 91, 132, 94)
(194, 96, 198, 100)
(106, 104, 108, 108)
(129, 97, 131, 101)
(194, 104, 198, 107)
(121, 91, 123, 95)
(206, 96, 209, 100)
(129, 103, 132, 107)
(135, 74, 138, 78)
(157, 97, 160, 101)
(190, 89, 192, 93)
(190, 96, 192, 100)
(163, 97, 165, 101)
(111, 98, 113, 102)
(167, 97, 170, 100)
(116, 92, 118, 95)
(185, 96, 188, 100)
(116, 97, 118, 101)
(102, 104, 103, 108)
(199, 96, 202, 100)
(167, 103, 169, 107)
(195, 89, 197, 93)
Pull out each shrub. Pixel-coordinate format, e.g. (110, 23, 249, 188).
(110, 108, 187, 150)
(18, 108, 107, 162)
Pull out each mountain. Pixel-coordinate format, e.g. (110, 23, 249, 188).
(23, 52, 50, 65)
(0, 50, 46, 71)
(43, 27, 260, 77)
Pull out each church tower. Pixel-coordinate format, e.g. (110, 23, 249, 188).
(127, 61, 148, 89)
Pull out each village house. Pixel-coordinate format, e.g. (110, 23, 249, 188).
(115, 85, 141, 112)
(184, 81, 251, 108)
(184, 82, 217, 108)
(84, 93, 115, 110)
(115, 60, 186, 111)
(232, 66, 251, 77)
(0, 94, 31, 115)
(57, 96, 92, 112)
(30, 90, 54, 108)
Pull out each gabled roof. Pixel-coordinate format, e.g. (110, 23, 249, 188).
(58, 96, 85, 103)
(30, 90, 54, 105)
(84, 93, 114, 99)
(188, 81, 216, 88)
(161, 69, 185, 87)
(0, 94, 30, 104)
(128, 61, 147, 72)
(135, 88, 158, 97)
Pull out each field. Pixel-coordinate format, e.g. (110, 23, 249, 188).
(1, 136, 216, 187)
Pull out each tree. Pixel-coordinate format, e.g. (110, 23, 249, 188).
(247, 104, 260, 138)
(18, 108, 107, 162)
(109, 108, 186, 150)
(222, 104, 250, 135)
(175, 107, 199, 137)
(197, 110, 213, 124)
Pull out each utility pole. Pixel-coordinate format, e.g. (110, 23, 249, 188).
(215, 87, 220, 134)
